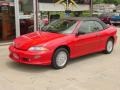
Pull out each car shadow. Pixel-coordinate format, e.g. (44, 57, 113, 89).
(68, 52, 104, 65)
(6, 52, 104, 73)
(6, 61, 53, 73)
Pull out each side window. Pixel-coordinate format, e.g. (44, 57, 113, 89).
(94, 21, 104, 31)
(78, 21, 95, 34)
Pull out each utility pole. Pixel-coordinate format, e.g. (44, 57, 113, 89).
(66, 0, 70, 16)
(66, 0, 69, 10)
(33, 0, 38, 31)
(90, 0, 93, 16)
(15, 0, 20, 37)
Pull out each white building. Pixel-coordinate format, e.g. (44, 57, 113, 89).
(93, 4, 116, 13)
(116, 5, 120, 13)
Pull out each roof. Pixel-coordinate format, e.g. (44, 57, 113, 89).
(62, 17, 107, 29)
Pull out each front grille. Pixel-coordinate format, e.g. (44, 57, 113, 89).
(23, 58, 30, 62)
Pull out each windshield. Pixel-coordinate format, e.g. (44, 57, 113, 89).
(41, 19, 77, 34)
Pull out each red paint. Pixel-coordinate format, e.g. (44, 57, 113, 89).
(9, 22, 117, 65)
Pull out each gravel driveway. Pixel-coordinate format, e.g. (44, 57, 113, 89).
(0, 27, 120, 90)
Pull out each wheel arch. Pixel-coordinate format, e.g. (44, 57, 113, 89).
(108, 36, 115, 43)
(54, 45, 70, 54)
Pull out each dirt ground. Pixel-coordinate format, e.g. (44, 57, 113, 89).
(0, 28, 120, 90)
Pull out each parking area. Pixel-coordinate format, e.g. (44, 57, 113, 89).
(0, 27, 120, 90)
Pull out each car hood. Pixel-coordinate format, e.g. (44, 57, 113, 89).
(14, 31, 65, 50)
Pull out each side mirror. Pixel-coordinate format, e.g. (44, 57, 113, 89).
(75, 32, 86, 36)
(75, 32, 79, 36)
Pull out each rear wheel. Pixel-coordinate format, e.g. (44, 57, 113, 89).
(52, 48, 69, 69)
(104, 38, 114, 54)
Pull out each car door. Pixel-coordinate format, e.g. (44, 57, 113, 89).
(93, 20, 107, 51)
(73, 20, 101, 57)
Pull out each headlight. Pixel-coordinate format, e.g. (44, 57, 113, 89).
(28, 46, 49, 51)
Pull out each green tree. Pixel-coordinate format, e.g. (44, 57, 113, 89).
(93, 0, 104, 4)
(93, 0, 120, 5)
(104, 0, 120, 5)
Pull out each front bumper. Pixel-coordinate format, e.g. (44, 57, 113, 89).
(9, 45, 52, 65)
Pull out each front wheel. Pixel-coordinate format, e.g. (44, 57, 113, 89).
(52, 48, 69, 69)
(104, 39, 114, 54)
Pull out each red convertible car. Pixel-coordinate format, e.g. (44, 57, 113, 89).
(9, 17, 117, 69)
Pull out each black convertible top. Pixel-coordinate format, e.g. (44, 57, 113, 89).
(63, 17, 100, 21)
(63, 17, 108, 29)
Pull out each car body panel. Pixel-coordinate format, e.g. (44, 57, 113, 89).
(99, 13, 113, 24)
(111, 16, 120, 21)
(100, 17, 111, 24)
(69, 32, 100, 58)
(9, 17, 117, 65)
(98, 26, 117, 50)
(9, 45, 52, 65)
(14, 32, 65, 50)
(111, 15, 120, 24)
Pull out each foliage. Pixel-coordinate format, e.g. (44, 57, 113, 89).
(93, 0, 120, 5)
(93, 0, 104, 4)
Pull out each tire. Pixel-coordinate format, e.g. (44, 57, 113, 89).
(52, 48, 69, 69)
(104, 38, 114, 54)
